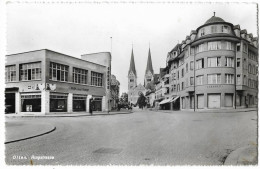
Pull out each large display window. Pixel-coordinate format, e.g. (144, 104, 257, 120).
(50, 93, 68, 112)
(21, 93, 41, 112)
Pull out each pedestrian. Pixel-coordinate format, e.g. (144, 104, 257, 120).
(89, 99, 93, 115)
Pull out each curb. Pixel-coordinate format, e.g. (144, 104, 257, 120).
(5, 111, 133, 118)
(224, 145, 258, 165)
(5, 126, 56, 144)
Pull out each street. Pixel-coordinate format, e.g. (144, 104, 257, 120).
(5, 109, 257, 165)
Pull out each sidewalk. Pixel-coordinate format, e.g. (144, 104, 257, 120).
(224, 145, 258, 165)
(150, 108, 257, 113)
(5, 110, 133, 118)
(5, 120, 56, 144)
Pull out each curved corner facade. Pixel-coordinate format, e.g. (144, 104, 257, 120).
(164, 16, 258, 110)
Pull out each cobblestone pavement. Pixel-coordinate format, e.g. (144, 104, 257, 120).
(5, 109, 257, 165)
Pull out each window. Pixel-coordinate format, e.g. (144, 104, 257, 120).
(196, 75, 204, 85)
(190, 61, 194, 70)
(208, 57, 221, 67)
(243, 75, 247, 85)
(181, 68, 184, 77)
(190, 77, 194, 85)
(181, 82, 184, 90)
(208, 74, 221, 84)
(243, 59, 247, 69)
(5, 65, 16, 82)
(177, 71, 179, 79)
(73, 67, 88, 84)
(130, 79, 134, 82)
(173, 85, 176, 91)
(200, 28, 205, 36)
(225, 57, 234, 67)
(248, 79, 251, 87)
(190, 48, 195, 55)
(196, 59, 204, 69)
(237, 75, 241, 85)
(20, 62, 41, 81)
(186, 63, 188, 72)
(237, 44, 241, 52)
(196, 43, 207, 53)
(208, 41, 221, 50)
(225, 74, 234, 84)
(223, 41, 235, 50)
(211, 25, 217, 33)
(91, 71, 103, 87)
(248, 64, 252, 74)
(49, 62, 68, 82)
(243, 43, 248, 53)
(177, 84, 180, 91)
(222, 25, 230, 33)
(237, 58, 240, 67)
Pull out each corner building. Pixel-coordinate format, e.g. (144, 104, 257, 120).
(166, 15, 258, 110)
(5, 49, 109, 115)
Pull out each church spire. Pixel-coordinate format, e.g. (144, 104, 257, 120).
(145, 47, 154, 75)
(128, 46, 137, 76)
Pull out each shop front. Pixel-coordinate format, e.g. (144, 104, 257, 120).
(50, 93, 68, 112)
(21, 93, 41, 112)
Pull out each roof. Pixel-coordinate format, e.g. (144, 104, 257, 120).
(169, 44, 181, 53)
(145, 48, 154, 75)
(128, 48, 137, 76)
(204, 16, 225, 24)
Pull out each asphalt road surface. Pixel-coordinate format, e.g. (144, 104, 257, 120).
(5, 109, 257, 165)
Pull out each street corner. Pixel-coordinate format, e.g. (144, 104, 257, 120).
(5, 120, 56, 144)
(224, 145, 258, 165)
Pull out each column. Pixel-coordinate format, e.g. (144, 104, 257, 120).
(15, 92, 21, 114)
(86, 95, 92, 113)
(67, 93, 73, 113)
(102, 96, 107, 111)
(41, 90, 50, 114)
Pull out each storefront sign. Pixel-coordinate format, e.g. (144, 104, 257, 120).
(35, 83, 56, 91)
(70, 87, 89, 92)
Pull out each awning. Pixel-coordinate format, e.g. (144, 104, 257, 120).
(159, 98, 172, 105)
(170, 96, 180, 103)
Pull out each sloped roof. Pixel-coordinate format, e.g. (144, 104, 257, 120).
(145, 48, 154, 74)
(128, 48, 137, 76)
(205, 16, 225, 24)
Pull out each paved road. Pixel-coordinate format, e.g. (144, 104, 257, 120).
(5, 109, 257, 165)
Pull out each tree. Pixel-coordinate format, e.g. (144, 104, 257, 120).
(136, 92, 146, 109)
(120, 92, 128, 103)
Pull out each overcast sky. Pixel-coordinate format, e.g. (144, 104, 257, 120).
(6, 2, 257, 94)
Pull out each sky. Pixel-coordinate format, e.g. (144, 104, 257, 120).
(6, 1, 258, 95)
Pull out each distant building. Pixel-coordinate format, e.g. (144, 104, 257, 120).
(5, 49, 110, 115)
(159, 14, 258, 110)
(127, 47, 156, 105)
(110, 74, 120, 109)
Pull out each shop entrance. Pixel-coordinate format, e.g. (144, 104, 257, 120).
(5, 93, 15, 114)
(21, 94, 41, 112)
(92, 97, 102, 111)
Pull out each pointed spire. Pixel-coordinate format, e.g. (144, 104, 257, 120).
(128, 46, 137, 76)
(145, 47, 154, 75)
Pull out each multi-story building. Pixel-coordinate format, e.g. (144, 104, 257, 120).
(110, 74, 120, 110)
(161, 14, 258, 110)
(5, 49, 111, 115)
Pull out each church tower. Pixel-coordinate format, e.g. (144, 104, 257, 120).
(128, 47, 137, 90)
(144, 47, 154, 87)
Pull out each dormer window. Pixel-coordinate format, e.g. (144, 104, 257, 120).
(222, 25, 230, 33)
(200, 28, 205, 36)
(211, 25, 217, 33)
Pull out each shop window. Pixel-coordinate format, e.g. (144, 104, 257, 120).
(5, 65, 16, 82)
(73, 67, 88, 84)
(20, 62, 41, 81)
(208, 57, 221, 67)
(225, 74, 234, 84)
(207, 74, 221, 84)
(91, 71, 103, 87)
(49, 62, 68, 82)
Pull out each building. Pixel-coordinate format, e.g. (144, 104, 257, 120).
(5, 49, 111, 115)
(161, 13, 258, 110)
(110, 74, 120, 110)
(127, 47, 156, 105)
(81, 52, 112, 111)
